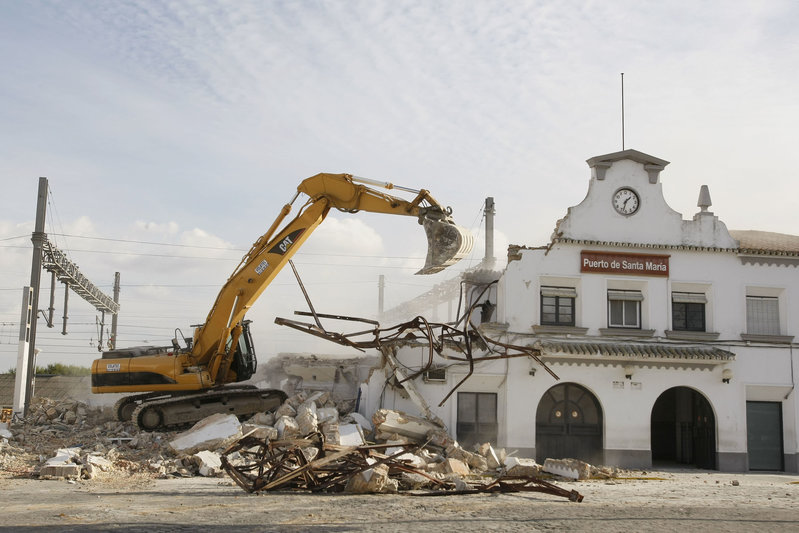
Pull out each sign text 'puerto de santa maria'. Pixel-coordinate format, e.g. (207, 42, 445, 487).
(580, 250, 670, 277)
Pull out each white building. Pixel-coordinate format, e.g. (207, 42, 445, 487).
(362, 149, 798, 473)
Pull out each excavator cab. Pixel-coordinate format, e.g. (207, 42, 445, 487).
(229, 320, 257, 382)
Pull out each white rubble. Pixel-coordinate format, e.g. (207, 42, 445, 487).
(193, 450, 223, 476)
(339, 423, 365, 446)
(169, 413, 242, 454)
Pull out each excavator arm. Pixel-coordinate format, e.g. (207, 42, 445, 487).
(192, 173, 473, 383)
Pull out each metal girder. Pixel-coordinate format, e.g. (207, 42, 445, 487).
(41, 238, 119, 314)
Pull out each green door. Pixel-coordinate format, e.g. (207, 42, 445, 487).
(747, 401, 783, 471)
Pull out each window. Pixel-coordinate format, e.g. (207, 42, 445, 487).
(746, 296, 780, 335)
(540, 287, 576, 326)
(457, 392, 498, 449)
(607, 290, 642, 328)
(672, 292, 706, 332)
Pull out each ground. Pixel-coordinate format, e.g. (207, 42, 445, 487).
(2, 469, 798, 532)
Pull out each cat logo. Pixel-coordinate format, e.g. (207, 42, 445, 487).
(268, 228, 305, 256)
(278, 235, 293, 253)
(106, 363, 121, 372)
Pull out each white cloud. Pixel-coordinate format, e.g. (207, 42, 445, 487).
(2, 0, 799, 370)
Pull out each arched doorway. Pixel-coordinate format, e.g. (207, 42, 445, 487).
(535, 383, 603, 464)
(651, 387, 716, 469)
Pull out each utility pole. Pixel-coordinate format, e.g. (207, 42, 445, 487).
(22, 178, 48, 416)
(378, 274, 385, 318)
(15, 177, 121, 417)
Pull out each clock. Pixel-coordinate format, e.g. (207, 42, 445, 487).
(612, 187, 640, 215)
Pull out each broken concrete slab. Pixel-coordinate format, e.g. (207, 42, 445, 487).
(505, 456, 540, 477)
(316, 407, 338, 425)
(274, 415, 301, 439)
(247, 412, 275, 426)
(344, 459, 394, 494)
(169, 413, 242, 454)
(343, 412, 372, 432)
(193, 450, 222, 477)
(372, 408, 443, 442)
(443, 457, 470, 477)
(40, 463, 81, 478)
(542, 458, 592, 480)
(274, 403, 297, 419)
(338, 423, 365, 446)
(241, 423, 278, 441)
(295, 403, 318, 435)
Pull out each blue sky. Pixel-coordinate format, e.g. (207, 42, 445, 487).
(1, 0, 798, 370)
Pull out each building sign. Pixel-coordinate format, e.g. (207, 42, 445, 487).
(580, 250, 669, 277)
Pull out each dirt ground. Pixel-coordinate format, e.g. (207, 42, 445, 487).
(2, 469, 798, 532)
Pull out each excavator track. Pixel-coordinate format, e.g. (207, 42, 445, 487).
(129, 387, 287, 431)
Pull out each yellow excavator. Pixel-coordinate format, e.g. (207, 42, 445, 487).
(92, 173, 473, 430)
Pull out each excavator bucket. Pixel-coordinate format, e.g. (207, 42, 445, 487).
(417, 218, 474, 274)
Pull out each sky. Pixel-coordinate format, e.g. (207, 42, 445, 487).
(1, 0, 798, 371)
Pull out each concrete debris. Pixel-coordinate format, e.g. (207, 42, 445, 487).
(504, 456, 541, 476)
(169, 413, 242, 455)
(542, 457, 593, 480)
(241, 423, 278, 441)
(372, 408, 444, 441)
(295, 402, 319, 435)
(275, 415, 301, 439)
(338, 423, 365, 447)
(344, 459, 395, 494)
(192, 450, 223, 477)
(342, 411, 371, 431)
(3, 395, 599, 502)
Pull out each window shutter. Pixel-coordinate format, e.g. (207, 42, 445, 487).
(541, 286, 577, 298)
(607, 290, 643, 301)
(672, 292, 707, 304)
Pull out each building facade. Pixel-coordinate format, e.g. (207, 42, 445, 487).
(362, 149, 798, 473)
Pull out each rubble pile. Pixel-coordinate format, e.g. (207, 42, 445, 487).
(219, 402, 583, 501)
(1, 394, 604, 501)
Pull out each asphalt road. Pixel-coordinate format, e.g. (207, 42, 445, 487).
(2, 471, 798, 532)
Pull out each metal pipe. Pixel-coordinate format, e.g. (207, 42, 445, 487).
(350, 175, 420, 194)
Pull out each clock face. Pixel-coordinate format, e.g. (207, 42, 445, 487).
(612, 187, 640, 215)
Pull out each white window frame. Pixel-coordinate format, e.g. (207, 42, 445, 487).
(746, 295, 780, 335)
(607, 290, 642, 329)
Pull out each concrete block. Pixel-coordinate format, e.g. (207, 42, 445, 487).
(274, 403, 297, 419)
(241, 423, 278, 441)
(317, 407, 339, 425)
(504, 456, 540, 477)
(84, 454, 113, 472)
(39, 464, 81, 478)
(169, 413, 242, 454)
(295, 403, 318, 435)
(344, 459, 392, 493)
(275, 415, 300, 438)
(338, 423, 365, 446)
(193, 450, 222, 477)
(372, 409, 441, 442)
(444, 457, 470, 477)
(247, 412, 275, 426)
(542, 458, 592, 480)
(345, 412, 372, 432)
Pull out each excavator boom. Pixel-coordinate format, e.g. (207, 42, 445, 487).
(91, 172, 472, 430)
